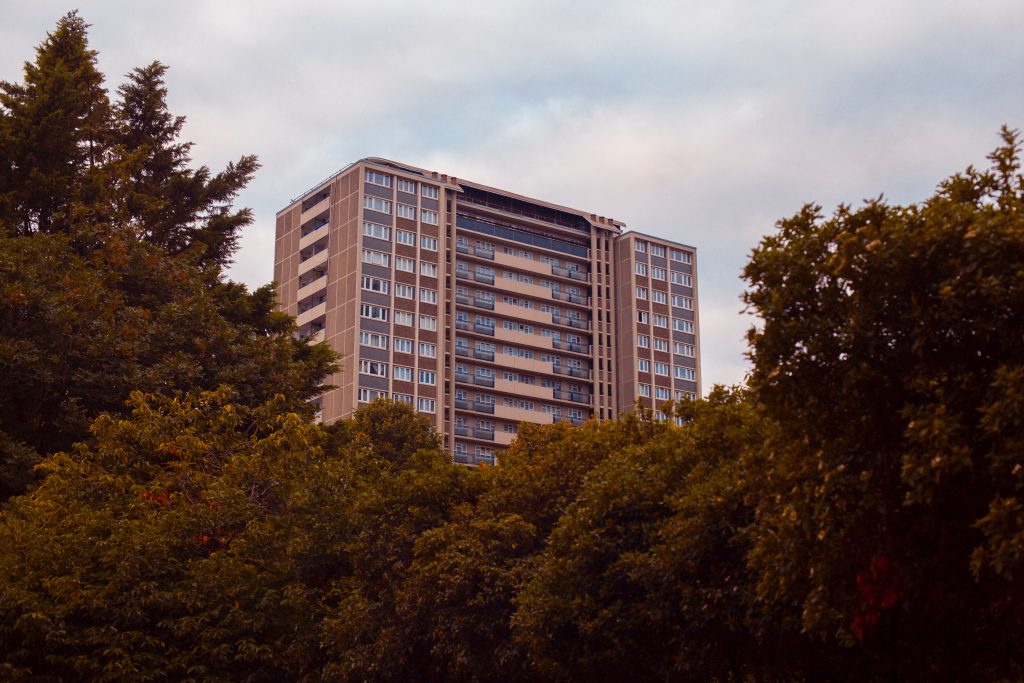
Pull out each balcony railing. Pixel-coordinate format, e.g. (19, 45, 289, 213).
(455, 293, 471, 305)
(553, 389, 592, 404)
(454, 424, 470, 436)
(454, 398, 470, 410)
(474, 297, 495, 310)
(553, 365, 591, 379)
(473, 348, 495, 361)
(553, 416, 585, 426)
(455, 244, 495, 260)
(455, 347, 471, 357)
(454, 372, 469, 383)
(472, 427, 496, 440)
(455, 320, 471, 331)
(301, 219, 329, 238)
(473, 401, 495, 414)
(551, 265, 590, 282)
(552, 314, 591, 330)
(474, 271, 495, 285)
(473, 375, 495, 388)
(551, 339, 590, 354)
(551, 289, 589, 306)
(474, 323, 495, 336)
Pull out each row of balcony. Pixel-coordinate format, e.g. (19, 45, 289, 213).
(454, 345, 593, 379)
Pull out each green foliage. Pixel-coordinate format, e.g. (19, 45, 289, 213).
(0, 13, 336, 498)
(743, 127, 1024, 679)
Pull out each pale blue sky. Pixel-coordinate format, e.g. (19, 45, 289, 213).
(3, 1, 1022, 389)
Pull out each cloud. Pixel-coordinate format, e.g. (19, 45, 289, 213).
(3, 0, 1022, 390)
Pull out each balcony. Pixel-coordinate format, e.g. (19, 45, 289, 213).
(473, 348, 495, 361)
(454, 424, 470, 436)
(455, 243, 495, 260)
(551, 339, 590, 355)
(553, 389, 592, 404)
(297, 246, 328, 276)
(454, 372, 469, 384)
(554, 416, 586, 426)
(474, 270, 495, 285)
(299, 194, 329, 225)
(551, 264, 590, 283)
(551, 289, 590, 306)
(455, 346, 471, 358)
(473, 374, 495, 388)
(473, 323, 495, 336)
(553, 365, 591, 380)
(455, 319, 471, 331)
(552, 314, 591, 331)
(296, 302, 327, 327)
(473, 401, 495, 414)
(455, 293, 471, 305)
(454, 398, 470, 410)
(472, 427, 496, 440)
(473, 296, 495, 310)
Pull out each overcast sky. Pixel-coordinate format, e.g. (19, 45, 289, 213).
(3, 1, 1022, 390)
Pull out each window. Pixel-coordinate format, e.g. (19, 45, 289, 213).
(671, 272, 692, 286)
(504, 423, 518, 434)
(360, 304, 388, 321)
(671, 249, 692, 264)
(679, 297, 694, 310)
(394, 310, 413, 326)
(395, 256, 415, 272)
(420, 288, 437, 303)
(418, 342, 437, 357)
(656, 386, 671, 400)
(417, 397, 436, 413)
(397, 203, 416, 220)
(635, 263, 648, 277)
(636, 286, 648, 300)
(420, 209, 438, 225)
(394, 337, 413, 353)
(637, 334, 650, 348)
(635, 241, 647, 253)
(394, 283, 414, 299)
(638, 383, 651, 397)
(675, 343, 695, 357)
(363, 196, 391, 214)
(365, 169, 391, 187)
(397, 178, 416, 194)
(393, 393, 413, 405)
(638, 359, 650, 372)
(637, 311, 649, 324)
(420, 262, 438, 277)
(651, 266, 667, 280)
(503, 321, 533, 334)
(569, 408, 583, 420)
(359, 360, 388, 378)
(421, 185, 438, 199)
(361, 275, 389, 294)
(396, 229, 415, 246)
(653, 314, 668, 328)
(393, 365, 413, 381)
(419, 315, 437, 331)
(362, 249, 389, 267)
(654, 362, 669, 376)
(650, 244, 665, 257)
(673, 319, 695, 333)
(654, 338, 669, 352)
(359, 331, 388, 349)
(675, 367, 697, 381)
(420, 235, 437, 251)
(363, 222, 391, 240)
(358, 388, 386, 403)
(652, 290, 667, 304)
(419, 370, 436, 385)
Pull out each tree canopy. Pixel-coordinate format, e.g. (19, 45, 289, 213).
(0, 12, 336, 499)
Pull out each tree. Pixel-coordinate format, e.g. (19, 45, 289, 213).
(0, 13, 336, 498)
(0, 11, 113, 236)
(743, 127, 1024, 680)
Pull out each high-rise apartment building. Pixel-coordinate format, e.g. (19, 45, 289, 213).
(274, 158, 700, 465)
